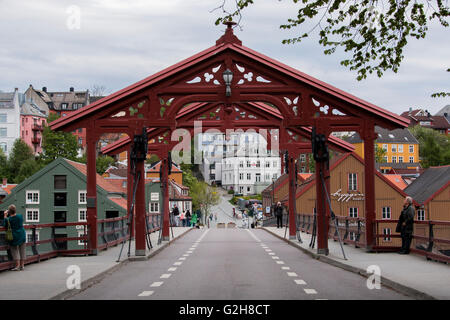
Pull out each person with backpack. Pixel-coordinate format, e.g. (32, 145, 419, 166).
(3, 205, 26, 271)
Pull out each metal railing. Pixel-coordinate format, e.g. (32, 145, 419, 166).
(375, 219, 450, 263)
(0, 212, 162, 271)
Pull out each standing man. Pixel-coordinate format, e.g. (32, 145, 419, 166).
(396, 196, 415, 254)
(172, 205, 180, 227)
(275, 202, 283, 229)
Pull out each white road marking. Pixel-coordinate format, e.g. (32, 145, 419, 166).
(173, 262, 183, 266)
(287, 272, 298, 277)
(138, 291, 154, 297)
(265, 249, 272, 252)
(272, 256, 279, 260)
(187, 251, 193, 253)
(168, 267, 177, 272)
(294, 280, 306, 285)
(183, 254, 189, 257)
(150, 282, 164, 287)
(281, 266, 290, 270)
(160, 274, 172, 279)
(268, 252, 275, 255)
(304, 289, 318, 295)
(179, 257, 186, 260)
(276, 261, 285, 264)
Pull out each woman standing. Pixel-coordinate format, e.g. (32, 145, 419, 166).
(180, 210, 186, 227)
(190, 211, 198, 228)
(3, 205, 26, 271)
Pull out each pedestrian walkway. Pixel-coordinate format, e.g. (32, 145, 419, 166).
(263, 227, 450, 300)
(0, 227, 192, 300)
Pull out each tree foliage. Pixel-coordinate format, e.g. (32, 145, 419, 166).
(41, 126, 79, 164)
(409, 125, 450, 167)
(375, 143, 387, 163)
(215, 1, 449, 80)
(7, 139, 35, 182)
(96, 155, 116, 175)
(0, 148, 8, 181)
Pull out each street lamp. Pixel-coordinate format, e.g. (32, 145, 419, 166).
(223, 69, 233, 97)
(272, 177, 276, 217)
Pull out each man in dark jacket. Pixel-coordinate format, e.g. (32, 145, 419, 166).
(172, 205, 180, 227)
(396, 196, 415, 254)
(274, 202, 283, 228)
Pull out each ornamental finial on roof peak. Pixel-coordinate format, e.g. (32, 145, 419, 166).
(216, 20, 242, 46)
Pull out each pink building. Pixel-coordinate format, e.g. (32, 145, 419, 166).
(20, 101, 47, 154)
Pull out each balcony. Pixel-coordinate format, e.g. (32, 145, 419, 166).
(31, 136, 41, 144)
(32, 124, 44, 131)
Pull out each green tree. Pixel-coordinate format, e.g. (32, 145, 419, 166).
(96, 155, 116, 175)
(146, 154, 160, 165)
(41, 126, 79, 164)
(190, 181, 220, 224)
(375, 144, 387, 163)
(16, 158, 41, 184)
(0, 148, 8, 180)
(409, 125, 450, 167)
(7, 139, 35, 182)
(215, 1, 449, 81)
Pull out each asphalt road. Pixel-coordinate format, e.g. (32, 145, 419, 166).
(70, 228, 410, 300)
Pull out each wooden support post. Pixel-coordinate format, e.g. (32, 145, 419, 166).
(288, 157, 297, 239)
(86, 132, 98, 255)
(162, 158, 170, 241)
(315, 160, 329, 255)
(127, 150, 134, 238)
(363, 124, 377, 251)
(134, 160, 146, 256)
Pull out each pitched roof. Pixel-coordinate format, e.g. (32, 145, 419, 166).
(147, 161, 182, 173)
(404, 165, 450, 205)
(65, 159, 125, 194)
(345, 126, 419, 144)
(109, 197, 127, 210)
(435, 105, 450, 117)
(20, 101, 47, 117)
(382, 174, 408, 190)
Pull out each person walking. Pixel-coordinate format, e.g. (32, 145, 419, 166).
(3, 205, 26, 271)
(185, 209, 191, 227)
(190, 210, 198, 228)
(396, 196, 415, 254)
(180, 210, 186, 227)
(172, 205, 180, 227)
(275, 202, 283, 228)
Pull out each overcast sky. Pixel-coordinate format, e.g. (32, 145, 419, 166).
(0, 0, 448, 115)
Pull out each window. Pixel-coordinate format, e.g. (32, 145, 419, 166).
(78, 208, 87, 221)
(273, 161, 277, 167)
(26, 208, 39, 222)
(256, 173, 261, 182)
(348, 173, 357, 191)
(0, 142, 6, 153)
(78, 191, 87, 204)
(383, 156, 388, 162)
(26, 230, 39, 243)
(391, 144, 397, 153)
(417, 209, 425, 221)
(265, 161, 270, 168)
(409, 156, 414, 163)
(54, 193, 67, 206)
(349, 207, 358, 218)
(382, 207, 391, 220)
(409, 145, 414, 153)
(246, 161, 250, 168)
(398, 144, 403, 153)
(78, 231, 87, 246)
(239, 173, 243, 180)
(383, 228, 392, 242)
(78, 138, 83, 145)
(398, 156, 403, 163)
(61, 103, 68, 110)
(26, 191, 39, 204)
(247, 173, 251, 180)
(300, 154, 306, 162)
(382, 144, 388, 152)
(0, 114, 6, 123)
(272, 173, 277, 179)
(54, 175, 67, 189)
(239, 186, 244, 193)
(256, 160, 260, 168)
(247, 186, 251, 192)
(392, 156, 397, 163)
(0, 128, 6, 137)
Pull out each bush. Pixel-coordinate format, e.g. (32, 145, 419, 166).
(227, 189, 235, 195)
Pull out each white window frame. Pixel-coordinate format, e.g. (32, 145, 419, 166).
(150, 202, 160, 213)
(409, 145, 414, 153)
(398, 144, 403, 153)
(247, 173, 251, 180)
(78, 190, 87, 204)
(383, 156, 388, 162)
(26, 208, 39, 222)
(348, 173, 357, 191)
(349, 207, 358, 218)
(398, 156, 403, 163)
(391, 144, 397, 153)
(382, 144, 388, 152)
(383, 228, 392, 242)
(26, 230, 39, 243)
(78, 208, 87, 222)
(382, 207, 391, 220)
(78, 230, 87, 246)
(26, 190, 40, 204)
(409, 156, 414, 163)
(417, 209, 425, 221)
(392, 156, 397, 163)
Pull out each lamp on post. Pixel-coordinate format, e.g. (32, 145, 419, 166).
(272, 177, 276, 217)
(223, 69, 233, 97)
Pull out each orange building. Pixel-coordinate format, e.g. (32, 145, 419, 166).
(347, 127, 420, 172)
(146, 161, 183, 185)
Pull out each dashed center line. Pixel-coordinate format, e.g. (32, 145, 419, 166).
(304, 289, 318, 295)
(276, 261, 285, 264)
(282, 266, 290, 270)
(287, 272, 298, 277)
(150, 282, 164, 287)
(168, 267, 177, 272)
(179, 257, 186, 260)
(160, 274, 172, 279)
(138, 291, 154, 297)
(294, 280, 306, 285)
(173, 262, 183, 266)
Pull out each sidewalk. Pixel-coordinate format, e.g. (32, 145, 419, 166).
(0, 227, 192, 300)
(263, 227, 450, 300)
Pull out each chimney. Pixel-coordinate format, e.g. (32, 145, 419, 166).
(42, 87, 47, 92)
(70, 87, 74, 92)
(2, 178, 6, 187)
(444, 112, 448, 118)
(409, 107, 412, 112)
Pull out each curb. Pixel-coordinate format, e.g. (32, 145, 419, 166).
(262, 227, 437, 300)
(50, 228, 193, 300)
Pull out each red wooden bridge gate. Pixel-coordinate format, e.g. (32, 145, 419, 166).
(51, 22, 409, 256)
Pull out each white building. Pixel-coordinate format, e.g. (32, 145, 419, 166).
(0, 89, 21, 157)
